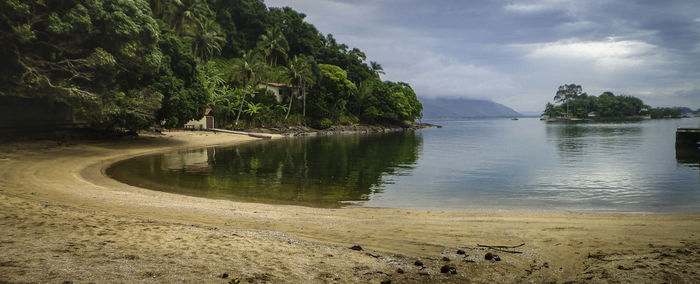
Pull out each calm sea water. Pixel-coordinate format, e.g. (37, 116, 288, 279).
(108, 118, 700, 212)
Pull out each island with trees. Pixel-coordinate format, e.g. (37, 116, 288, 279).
(542, 84, 684, 120)
(0, 0, 423, 135)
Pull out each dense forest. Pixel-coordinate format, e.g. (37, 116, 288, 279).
(0, 0, 423, 131)
(542, 84, 683, 119)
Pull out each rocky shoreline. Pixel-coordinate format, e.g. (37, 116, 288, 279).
(245, 122, 440, 137)
(540, 115, 651, 121)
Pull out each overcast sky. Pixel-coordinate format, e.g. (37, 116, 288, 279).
(265, 0, 700, 113)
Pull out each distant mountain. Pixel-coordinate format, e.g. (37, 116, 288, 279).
(674, 106, 700, 115)
(419, 97, 521, 118)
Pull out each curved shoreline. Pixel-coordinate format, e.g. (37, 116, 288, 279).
(1, 131, 698, 283)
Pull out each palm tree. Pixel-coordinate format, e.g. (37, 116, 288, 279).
(231, 50, 267, 127)
(370, 61, 385, 78)
(149, 0, 168, 19)
(285, 55, 316, 118)
(281, 56, 308, 120)
(184, 19, 225, 62)
(165, 0, 210, 36)
(257, 26, 289, 66)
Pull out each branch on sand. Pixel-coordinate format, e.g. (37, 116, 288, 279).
(477, 243, 525, 254)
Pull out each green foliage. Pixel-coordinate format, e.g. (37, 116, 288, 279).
(542, 102, 564, 117)
(1, 0, 163, 131)
(257, 26, 289, 66)
(316, 118, 333, 129)
(268, 7, 319, 58)
(306, 64, 357, 120)
(163, 0, 212, 36)
(553, 84, 586, 115)
(544, 85, 651, 119)
(1, 0, 423, 132)
(152, 26, 209, 128)
(369, 61, 384, 78)
(208, 0, 269, 57)
(319, 64, 357, 92)
(183, 18, 225, 62)
(364, 81, 422, 122)
(649, 107, 682, 119)
(96, 89, 162, 131)
(282, 55, 315, 119)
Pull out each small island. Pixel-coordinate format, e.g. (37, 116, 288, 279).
(541, 84, 688, 121)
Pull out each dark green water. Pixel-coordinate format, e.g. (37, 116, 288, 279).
(108, 118, 700, 212)
(107, 132, 421, 208)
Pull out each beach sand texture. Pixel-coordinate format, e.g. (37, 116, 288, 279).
(0, 131, 698, 283)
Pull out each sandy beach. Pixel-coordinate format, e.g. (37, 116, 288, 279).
(0, 131, 698, 283)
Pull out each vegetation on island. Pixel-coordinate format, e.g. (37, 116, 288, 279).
(542, 84, 683, 119)
(0, 0, 423, 132)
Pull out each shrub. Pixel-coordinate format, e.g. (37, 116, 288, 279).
(314, 118, 333, 129)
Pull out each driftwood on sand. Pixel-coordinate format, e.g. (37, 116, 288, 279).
(477, 243, 525, 254)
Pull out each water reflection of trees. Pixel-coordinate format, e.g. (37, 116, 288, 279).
(545, 121, 643, 160)
(110, 132, 422, 207)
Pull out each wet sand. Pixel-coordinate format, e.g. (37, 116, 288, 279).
(0, 131, 698, 283)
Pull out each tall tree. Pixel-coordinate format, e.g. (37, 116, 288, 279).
(267, 7, 320, 58)
(355, 80, 375, 118)
(165, 0, 210, 36)
(152, 24, 209, 128)
(554, 84, 586, 116)
(257, 26, 289, 66)
(370, 61, 385, 78)
(208, 0, 269, 56)
(0, 0, 170, 130)
(284, 55, 316, 119)
(231, 49, 266, 126)
(183, 18, 225, 62)
(149, 0, 166, 19)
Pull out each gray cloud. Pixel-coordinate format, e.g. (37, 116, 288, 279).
(265, 0, 700, 112)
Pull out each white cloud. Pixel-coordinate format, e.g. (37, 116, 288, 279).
(393, 55, 518, 99)
(504, 3, 555, 13)
(265, 0, 700, 111)
(514, 38, 665, 70)
(503, 0, 571, 14)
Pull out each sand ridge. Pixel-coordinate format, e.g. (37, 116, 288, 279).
(0, 130, 698, 283)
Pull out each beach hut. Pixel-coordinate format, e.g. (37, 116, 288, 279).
(184, 108, 214, 130)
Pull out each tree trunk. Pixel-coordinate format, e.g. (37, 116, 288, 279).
(235, 75, 255, 127)
(284, 87, 295, 120)
(302, 84, 307, 117)
(234, 93, 246, 127)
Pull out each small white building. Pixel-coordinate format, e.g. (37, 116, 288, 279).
(184, 108, 214, 130)
(258, 82, 298, 103)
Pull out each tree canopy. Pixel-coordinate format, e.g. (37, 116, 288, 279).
(1, 0, 423, 132)
(543, 84, 653, 119)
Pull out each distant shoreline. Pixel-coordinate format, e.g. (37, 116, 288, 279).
(540, 115, 652, 121)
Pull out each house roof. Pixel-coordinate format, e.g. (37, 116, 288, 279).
(204, 108, 213, 116)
